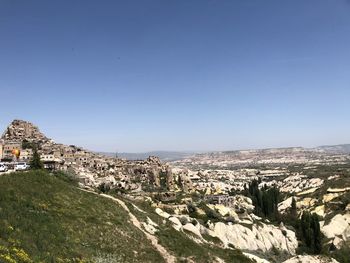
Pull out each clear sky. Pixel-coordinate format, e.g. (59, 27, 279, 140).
(0, 0, 349, 152)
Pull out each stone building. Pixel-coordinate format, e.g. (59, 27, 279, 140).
(205, 195, 236, 207)
(0, 142, 3, 160)
(2, 142, 21, 160)
(20, 149, 33, 161)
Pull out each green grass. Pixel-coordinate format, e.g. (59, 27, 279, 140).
(0, 170, 164, 263)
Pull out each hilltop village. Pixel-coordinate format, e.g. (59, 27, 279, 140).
(0, 120, 193, 194)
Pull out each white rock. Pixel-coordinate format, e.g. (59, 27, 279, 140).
(342, 225, 350, 241)
(211, 222, 298, 254)
(168, 216, 182, 231)
(243, 252, 270, 263)
(311, 205, 325, 217)
(142, 218, 158, 235)
(155, 208, 170, 219)
(322, 213, 350, 239)
(283, 255, 339, 263)
(297, 187, 319, 196)
(278, 196, 298, 214)
(327, 187, 350, 193)
(323, 193, 341, 203)
(333, 236, 343, 249)
(183, 223, 202, 238)
(147, 216, 158, 227)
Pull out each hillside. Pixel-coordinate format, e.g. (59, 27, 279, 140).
(317, 144, 350, 154)
(100, 151, 195, 161)
(0, 170, 251, 263)
(0, 170, 165, 263)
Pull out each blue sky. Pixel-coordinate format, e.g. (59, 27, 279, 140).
(0, 0, 349, 152)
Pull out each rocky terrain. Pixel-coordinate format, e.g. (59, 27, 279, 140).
(1, 120, 349, 262)
(173, 147, 350, 170)
(169, 149, 350, 262)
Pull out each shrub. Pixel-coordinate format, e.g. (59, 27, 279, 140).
(97, 183, 111, 193)
(179, 217, 189, 225)
(187, 203, 197, 214)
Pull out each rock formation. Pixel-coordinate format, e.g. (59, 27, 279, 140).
(1, 119, 49, 143)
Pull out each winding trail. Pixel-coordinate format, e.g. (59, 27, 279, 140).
(78, 188, 175, 263)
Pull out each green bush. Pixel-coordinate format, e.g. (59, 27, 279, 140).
(29, 148, 43, 170)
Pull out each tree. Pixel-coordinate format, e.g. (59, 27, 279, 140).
(299, 211, 322, 254)
(246, 179, 280, 221)
(311, 213, 322, 254)
(30, 148, 44, 170)
(291, 197, 297, 219)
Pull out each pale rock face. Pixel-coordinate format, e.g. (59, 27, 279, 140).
(168, 217, 182, 231)
(183, 223, 202, 237)
(297, 187, 319, 196)
(166, 166, 175, 190)
(75, 168, 96, 187)
(327, 175, 340, 181)
(321, 213, 350, 239)
(332, 236, 343, 249)
(155, 208, 171, 219)
(95, 175, 117, 187)
(1, 119, 49, 143)
(342, 225, 350, 241)
(323, 193, 341, 203)
(311, 205, 325, 217)
(231, 195, 255, 213)
(205, 187, 212, 195)
(279, 175, 323, 194)
(345, 203, 350, 212)
(207, 204, 239, 222)
(150, 168, 160, 187)
(278, 196, 298, 214)
(243, 253, 270, 263)
(208, 204, 230, 216)
(211, 222, 298, 254)
(297, 198, 317, 210)
(282, 255, 339, 263)
(327, 187, 350, 193)
(142, 217, 158, 235)
(172, 168, 193, 193)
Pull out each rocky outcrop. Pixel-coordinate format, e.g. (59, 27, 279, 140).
(323, 193, 342, 203)
(243, 253, 270, 263)
(1, 119, 49, 143)
(175, 169, 193, 193)
(158, 206, 297, 255)
(322, 213, 350, 240)
(327, 187, 350, 193)
(278, 196, 297, 214)
(278, 175, 324, 194)
(155, 208, 171, 219)
(282, 255, 339, 263)
(208, 221, 298, 254)
(166, 166, 175, 190)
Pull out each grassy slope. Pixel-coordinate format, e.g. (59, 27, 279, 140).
(0, 170, 164, 263)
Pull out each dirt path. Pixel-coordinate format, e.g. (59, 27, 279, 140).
(78, 188, 176, 263)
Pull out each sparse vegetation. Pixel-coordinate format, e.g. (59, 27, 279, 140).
(0, 170, 164, 262)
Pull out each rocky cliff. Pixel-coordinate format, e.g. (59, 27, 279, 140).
(1, 119, 49, 143)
